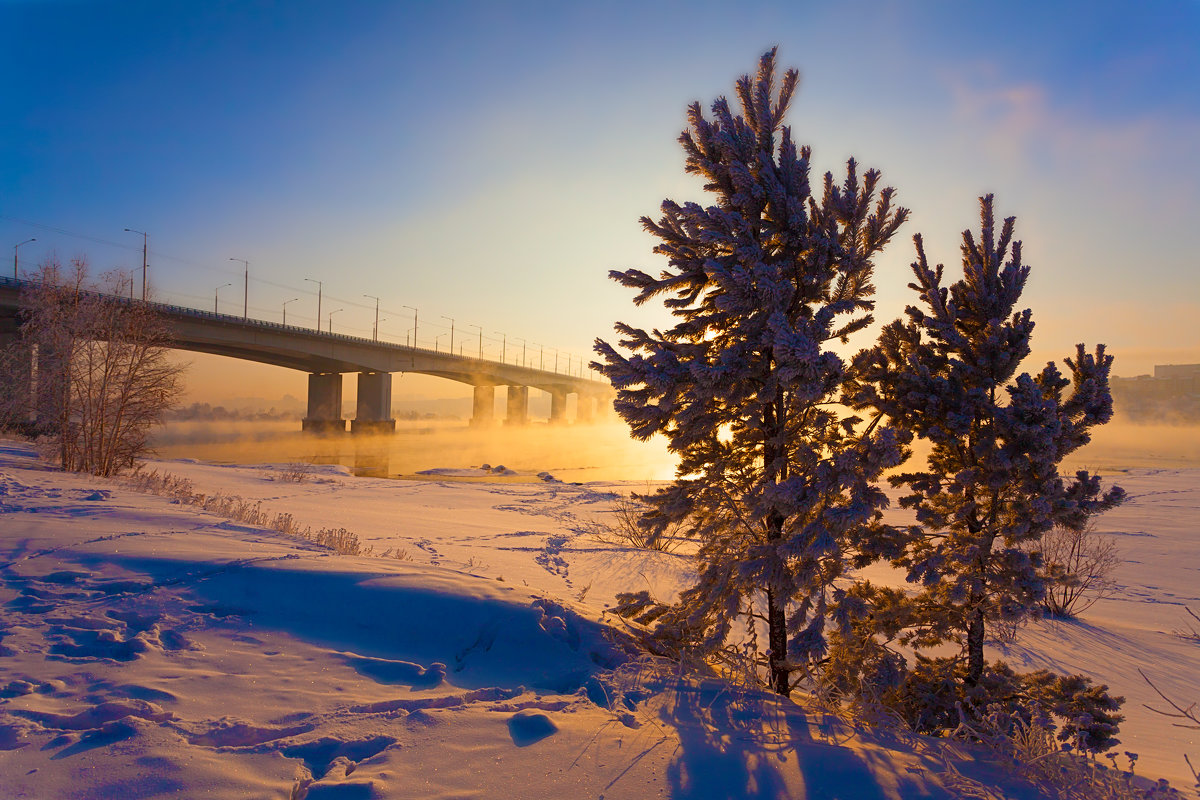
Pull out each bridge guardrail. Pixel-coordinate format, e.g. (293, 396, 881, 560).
(1, 275, 607, 387)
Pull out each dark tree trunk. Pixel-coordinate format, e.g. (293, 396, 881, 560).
(965, 605, 986, 687)
(766, 584, 790, 696)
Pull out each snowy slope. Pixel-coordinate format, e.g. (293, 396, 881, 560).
(0, 439, 1195, 798)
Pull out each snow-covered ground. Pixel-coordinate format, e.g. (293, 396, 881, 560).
(0, 437, 1196, 798)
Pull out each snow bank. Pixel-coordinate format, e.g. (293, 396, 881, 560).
(1, 439, 1196, 798)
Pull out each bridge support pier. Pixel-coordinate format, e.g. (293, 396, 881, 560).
(351, 371, 395, 434)
(505, 385, 529, 426)
(302, 372, 346, 433)
(549, 389, 567, 424)
(576, 393, 596, 424)
(472, 385, 495, 427)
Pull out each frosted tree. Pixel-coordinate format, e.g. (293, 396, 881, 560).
(11, 258, 185, 476)
(595, 49, 909, 696)
(847, 195, 1124, 688)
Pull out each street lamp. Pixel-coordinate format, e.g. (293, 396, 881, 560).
(514, 337, 526, 367)
(468, 324, 482, 358)
(328, 308, 344, 334)
(282, 297, 300, 326)
(552, 348, 559, 373)
(495, 331, 506, 364)
(304, 278, 322, 331)
(363, 294, 380, 341)
(434, 333, 445, 352)
(229, 258, 249, 320)
(214, 283, 232, 314)
(13, 238, 35, 280)
(534, 342, 544, 371)
(402, 305, 418, 348)
(441, 316, 454, 355)
(124, 228, 148, 300)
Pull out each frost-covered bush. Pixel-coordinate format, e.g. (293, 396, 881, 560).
(1041, 521, 1121, 617)
(583, 494, 686, 553)
(892, 657, 1124, 755)
(120, 469, 364, 556)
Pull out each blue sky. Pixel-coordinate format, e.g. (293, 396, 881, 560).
(3, 0, 1197, 401)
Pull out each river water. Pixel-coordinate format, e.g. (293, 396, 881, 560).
(149, 419, 679, 483)
(148, 418, 1200, 484)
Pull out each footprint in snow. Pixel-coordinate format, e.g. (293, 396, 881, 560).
(187, 718, 315, 747)
(342, 653, 446, 688)
(281, 736, 396, 780)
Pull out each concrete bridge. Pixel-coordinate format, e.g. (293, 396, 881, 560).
(0, 276, 613, 433)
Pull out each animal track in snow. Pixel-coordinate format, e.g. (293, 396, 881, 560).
(187, 718, 315, 747)
(341, 653, 446, 688)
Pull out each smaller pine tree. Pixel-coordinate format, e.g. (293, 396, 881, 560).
(848, 195, 1124, 688)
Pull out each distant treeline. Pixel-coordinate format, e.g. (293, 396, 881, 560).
(164, 403, 455, 422)
(164, 403, 301, 422)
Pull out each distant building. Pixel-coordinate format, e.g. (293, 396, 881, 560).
(1154, 364, 1200, 381)
(1111, 364, 1200, 420)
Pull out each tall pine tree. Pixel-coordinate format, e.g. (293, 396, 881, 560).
(595, 49, 908, 696)
(848, 195, 1124, 687)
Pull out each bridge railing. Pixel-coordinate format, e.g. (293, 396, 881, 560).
(1, 275, 605, 386)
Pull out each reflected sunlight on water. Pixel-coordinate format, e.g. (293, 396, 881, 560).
(151, 419, 678, 483)
(150, 418, 1198, 484)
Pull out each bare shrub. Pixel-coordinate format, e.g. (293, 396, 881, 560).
(7, 258, 184, 476)
(379, 547, 410, 561)
(1141, 669, 1200, 793)
(1040, 522, 1121, 617)
(274, 462, 314, 483)
(311, 527, 362, 556)
(1173, 607, 1200, 644)
(119, 469, 364, 556)
(585, 494, 687, 553)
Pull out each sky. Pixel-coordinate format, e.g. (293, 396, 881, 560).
(2, 0, 1198, 404)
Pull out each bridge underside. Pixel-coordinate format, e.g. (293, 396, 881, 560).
(291, 370, 609, 433)
(165, 338, 611, 434)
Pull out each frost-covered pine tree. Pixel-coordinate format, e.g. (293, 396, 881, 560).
(847, 195, 1125, 688)
(595, 49, 909, 696)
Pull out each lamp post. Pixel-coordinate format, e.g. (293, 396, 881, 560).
(495, 331, 506, 364)
(328, 308, 344, 334)
(468, 324, 482, 358)
(229, 258, 249, 320)
(441, 316, 454, 355)
(552, 348, 559, 373)
(304, 278, 322, 331)
(282, 297, 300, 326)
(514, 337, 526, 367)
(13, 238, 35, 280)
(124, 228, 148, 300)
(214, 283, 231, 314)
(434, 333, 445, 352)
(402, 305, 418, 348)
(363, 294, 380, 341)
(534, 342, 544, 371)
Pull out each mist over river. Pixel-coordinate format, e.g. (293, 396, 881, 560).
(150, 419, 679, 483)
(150, 416, 1200, 486)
